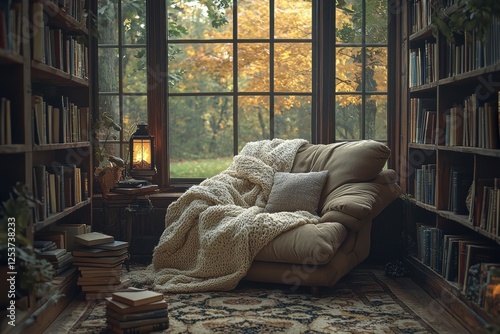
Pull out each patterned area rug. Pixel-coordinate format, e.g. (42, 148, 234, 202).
(66, 270, 437, 333)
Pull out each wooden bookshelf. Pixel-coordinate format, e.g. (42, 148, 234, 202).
(402, 0, 500, 330)
(0, 0, 94, 333)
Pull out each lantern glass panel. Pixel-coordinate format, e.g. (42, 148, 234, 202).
(132, 139, 152, 169)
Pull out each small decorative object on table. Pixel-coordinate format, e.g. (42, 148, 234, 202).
(93, 112, 125, 194)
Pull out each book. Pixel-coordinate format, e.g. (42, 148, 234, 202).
(107, 314, 169, 330)
(111, 288, 164, 307)
(50, 223, 87, 251)
(105, 297, 168, 315)
(106, 320, 169, 334)
(94, 240, 129, 251)
(463, 244, 499, 295)
(75, 232, 114, 246)
(106, 308, 168, 322)
(32, 2, 45, 62)
(38, 248, 67, 261)
(77, 276, 122, 286)
(73, 253, 129, 265)
(72, 247, 128, 258)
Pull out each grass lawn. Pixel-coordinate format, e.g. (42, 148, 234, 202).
(170, 157, 233, 178)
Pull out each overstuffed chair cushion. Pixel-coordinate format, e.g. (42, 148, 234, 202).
(255, 222, 348, 265)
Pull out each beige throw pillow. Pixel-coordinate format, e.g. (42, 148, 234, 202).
(265, 170, 328, 214)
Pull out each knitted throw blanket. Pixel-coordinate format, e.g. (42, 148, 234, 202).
(130, 138, 319, 293)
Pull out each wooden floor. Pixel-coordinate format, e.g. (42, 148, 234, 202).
(44, 264, 472, 334)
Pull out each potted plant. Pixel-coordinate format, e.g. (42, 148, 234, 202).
(93, 112, 125, 194)
(430, 0, 500, 43)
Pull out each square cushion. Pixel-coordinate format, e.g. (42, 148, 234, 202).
(265, 170, 328, 214)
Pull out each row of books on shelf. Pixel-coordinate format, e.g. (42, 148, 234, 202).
(34, 223, 90, 277)
(32, 94, 90, 145)
(32, 164, 89, 222)
(448, 93, 500, 149)
(416, 224, 500, 316)
(0, 0, 22, 54)
(409, 20, 500, 84)
(410, 93, 500, 148)
(443, 16, 500, 77)
(414, 163, 436, 206)
(410, 0, 432, 35)
(48, 0, 87, 23)
(469, 178, 500, 237)
(409, 41, 437, 88)
(32, 2, 89, 80)
(447, 166, 471, 216)
(0, 97, 12, 145)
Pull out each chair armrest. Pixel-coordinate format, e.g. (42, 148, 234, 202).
(319, 170, 401, 229)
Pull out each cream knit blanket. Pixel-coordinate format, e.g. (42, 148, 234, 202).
(130, 138, 320, 293)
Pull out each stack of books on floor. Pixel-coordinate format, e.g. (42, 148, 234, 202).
(106, 287, 169, 334)
(73, 232, 130, 299)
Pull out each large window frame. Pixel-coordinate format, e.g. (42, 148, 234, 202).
(96, 1, 397, 191)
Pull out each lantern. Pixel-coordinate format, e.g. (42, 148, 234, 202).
(129, 123, 156, 179)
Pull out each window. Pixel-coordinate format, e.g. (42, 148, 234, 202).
(96, 0, 148, 167)
(96, 0, 391, 189)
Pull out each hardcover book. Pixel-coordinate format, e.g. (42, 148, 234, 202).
(111, 288, 164, 307)
(75, 232, 114, 246)
(105, 297, 168, 315)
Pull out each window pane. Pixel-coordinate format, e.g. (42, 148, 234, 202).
(335, 47, 362, 92)
(366, 95, 387, 140)
(274, 0, 312, 39)
(238, 96, 270, 150)
(168, 0, 233, 40)
(122, 0, 146, 45)
(97, 95, 120, 141)
(238, 0, 269, 39)
(366, 47, 387, 92)
(274, 96, 311, 141)
(336, 95, 361, 140)
(98, 0, 118, 45)
(123, 95, 148, 140)
(122, 48, 147, 93)
(238, 43, 270, 92)
(169, 96, 233, 178)
(336, 0, 362, 44)
(169, 43, 233, 93)
(274, 43, 312, 92)
(98, 48, 119, 92)
(366, 0, 388, 44)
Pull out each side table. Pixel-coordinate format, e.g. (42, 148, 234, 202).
(97, 185, 159, 269)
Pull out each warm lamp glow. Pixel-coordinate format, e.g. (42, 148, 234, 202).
(132, 139, 152, 169)
(129, 123, 155, 178)
(494, 284, 500, 297)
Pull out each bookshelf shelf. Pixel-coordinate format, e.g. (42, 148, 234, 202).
(412, 198, 437, 212)
(406, 256, 497, 329)
(33, 142, 91, 151)
(40, 0, 89, 35)
(31, 61, 89, 87)
(0, 144, 29, 154)
(408, 143, 436, 150)
(0, 49, 23, 64)
(438, 145, 500, 158)
(409, 25, 433, 42)
(403, 1, 500, 329)
(33, 199, 91, 232)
